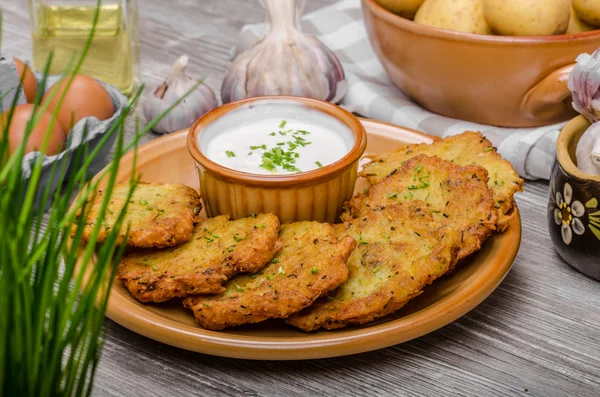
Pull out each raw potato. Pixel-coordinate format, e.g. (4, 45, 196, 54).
(414, 0, 493, 35)
(568, 4, 596, 33)
(482, 0, 570, 36)
(573, 0, 600, 27)
(375, 0, 425, 19)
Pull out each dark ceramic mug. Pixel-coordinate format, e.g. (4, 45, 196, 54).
(548, 116, 600, 280)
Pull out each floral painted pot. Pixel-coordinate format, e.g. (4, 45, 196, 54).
(548, 116, 600, 280)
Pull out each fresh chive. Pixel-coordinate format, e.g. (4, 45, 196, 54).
(408, 175, 430, 190)
(225, 150, 236, 158)
(0, 5, 197, 392)
(253, 224, 266, 229)
(311, 267, 318, 274)
(271, 258, 280, 264)
(484, 147, 494, 152)
(233, 234, 246, 243)
(315, 161, 323, 168)
(279, 120, 287, 128)
(387, 192, 398, 199)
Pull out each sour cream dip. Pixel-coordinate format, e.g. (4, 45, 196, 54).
(199, 102, 354, 175)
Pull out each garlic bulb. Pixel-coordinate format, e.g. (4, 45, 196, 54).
(144, 55, 217, 134)
(221, 0, 347, 104)
(568, 49, 600, 123)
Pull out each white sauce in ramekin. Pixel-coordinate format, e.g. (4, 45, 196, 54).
(199, 101, 354, 175)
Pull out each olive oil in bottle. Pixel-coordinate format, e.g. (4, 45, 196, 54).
(30, 1, 139, 95)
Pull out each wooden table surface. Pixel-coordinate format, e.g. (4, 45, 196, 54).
(4, 1, 600, 396)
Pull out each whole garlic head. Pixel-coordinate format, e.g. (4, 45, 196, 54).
(144, 55, 217, 134)
(568, 49, 600, 123)
(221, 0, 346, 104)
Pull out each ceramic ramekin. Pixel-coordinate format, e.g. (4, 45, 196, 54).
(548, 115, 600, 280)
(187, 96, 367, 223)
(362, 0, 600, 128)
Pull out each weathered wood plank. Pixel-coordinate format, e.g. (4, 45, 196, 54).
(3, 1, 600, 396)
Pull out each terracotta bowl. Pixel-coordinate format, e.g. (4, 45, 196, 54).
(362, 0, 600, 127)
(548, 115, 600, 280)
(187, 96, 367, 223)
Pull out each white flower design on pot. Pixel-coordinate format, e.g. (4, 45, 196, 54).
(554, 182, 586, 245)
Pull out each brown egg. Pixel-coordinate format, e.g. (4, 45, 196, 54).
(13, 58, 39, 104)
(42, 74, 114, 133)
(1, 104, 66, 156)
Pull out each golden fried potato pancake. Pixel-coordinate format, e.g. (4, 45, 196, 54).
(117, 213, 281, 303)
(345, 154, 496, 261)
(286, 204, 460, 331)
(82, 182, 202, 248)
(183, 221, 356, 330)
(359, 131, 523, 231)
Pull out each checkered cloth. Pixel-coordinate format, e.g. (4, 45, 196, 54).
(234, 0, 569, 180)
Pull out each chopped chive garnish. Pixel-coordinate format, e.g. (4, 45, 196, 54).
(408, 175, 430, 190)
(279, 120, 287, 128)
(267, 274, 273, 280)
(225, 150, 236, 158)
(271, 258, 280, 264)
(315, 161, 323, 168)
(234, 283, 245, 291)
(387, 192, 398, 199)
(358, 234, 368, 245)
(139, 199, 148, 205)
(415, 165, 423, 173)
(484, 147, 494, 152)
(311, 267, 318, 274)
(253, 224, 266, 229)
(233, 234, 246, 242)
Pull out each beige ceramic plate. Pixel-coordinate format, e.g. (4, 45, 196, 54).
(93, 119, 521, 360)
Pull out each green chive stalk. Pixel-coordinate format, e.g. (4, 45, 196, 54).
(0, 1, 201, 395)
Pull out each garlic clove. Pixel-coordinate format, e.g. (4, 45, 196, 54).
(144, 55, 217, 134)
(576, 121, 600, 175)
(221, 0, 346, 104)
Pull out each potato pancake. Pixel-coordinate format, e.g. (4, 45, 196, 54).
(286, 204, 460, 331)
(183, 221, 356, 330)
(359, 131, 523, 231)
(117, 213, 281, 303)
(345, 155, 496, 262)
(82, 182, 202, 248)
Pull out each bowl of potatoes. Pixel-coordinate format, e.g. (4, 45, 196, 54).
(362, 0, 600, 127)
